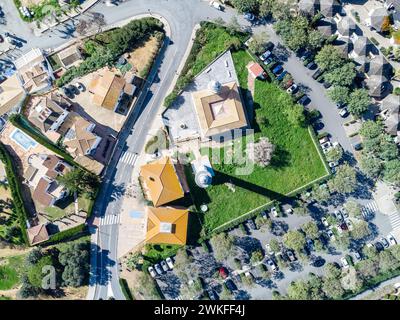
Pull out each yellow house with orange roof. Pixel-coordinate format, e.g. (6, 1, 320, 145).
(139, 156, 185, 207)
(145, 206, 189, 245)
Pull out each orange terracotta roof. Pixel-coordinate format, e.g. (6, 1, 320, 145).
(139, 157, 184, 207)
(247, 62, 264, 77)
(145, 206, 189, 245)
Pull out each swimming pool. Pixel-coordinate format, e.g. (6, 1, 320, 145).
(10, 128, 38, 151)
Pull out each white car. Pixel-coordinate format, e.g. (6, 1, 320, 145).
(319, 136, 329, 145)
(345, 218, 353, 231)
(336, 225, 343, 234)
(341, 257, 349, 269)
(160, 260, 169, 272)
(209, 1, 223, 10)
(266, 259, 278, 272)
(75, 82, 85, 92)
(271, 207, 279, 217)
(321, 217, 329, 227)
(265, 243, 275, 256)
(286, 84, 298, 94)
(329, 161, 338, 168)
(327, 229, 336, 241)
(259, 50, 272, 61)
(352, 251, 362, 262)
(388, 234, 397, 246)
(148, 266, 157, 278)
(166, 257, 174, 269)
(339, 108, 349, 118)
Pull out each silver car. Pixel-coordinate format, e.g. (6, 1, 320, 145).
(161, 260, 169, 272)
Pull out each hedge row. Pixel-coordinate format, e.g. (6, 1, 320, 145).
(0, 142, 29, 245)
(41, 223, 88, 246)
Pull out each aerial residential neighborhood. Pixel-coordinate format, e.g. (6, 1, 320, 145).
(0, 0, 400, 306)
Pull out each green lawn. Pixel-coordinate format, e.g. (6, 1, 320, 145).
(44, 194, 92, 222)
(188, 50, 328, 234)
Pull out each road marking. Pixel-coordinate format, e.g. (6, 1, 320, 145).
(120, 151, 138, 166)
(101, 214, 121, 226)
(389, 211, 400, 231)
(361, 201, 379, 218)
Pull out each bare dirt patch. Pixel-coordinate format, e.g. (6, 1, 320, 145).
(126, 36, 159, 75)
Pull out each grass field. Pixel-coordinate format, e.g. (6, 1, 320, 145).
(0, 255, 25, 290)
(188, 50, 328, 234)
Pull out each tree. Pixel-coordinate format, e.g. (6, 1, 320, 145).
(250, 250, 264, 264)
(287, 274, 324, 300)
(269, 238, 281, 253)
(232, 0, 259, 13)
(383, 159, 400, 187)
(25, 248, 43, 265)
(56, 168, 100, 197)
(347, 89, 371, 117)
(362, 245, 379, 260)
(360, 155, 383, 179)
(359, 121, 383, 139)
(174, 248, 194, 283)
(379, 250, 400, 273)
(220, 286, 233, 300)
(324, 62, 356, 87)
(227, 16, 241, 34)
(307, 30, 325, 51)
(315, 45, 345, 71)
(357, 259, 379, 279)
(248, 31, 270, 55)
(327, 86, 349, 105)
(326, 145, 343, 163)
(58, 242, 90, 287)
(283, 230, 306, 252)
(134, 272, 160, 299)
(324, 262, 342, 279)
(210, 233, 235, 262)
(351, 220, 371, 240)
(344, 200, 362, 219)
(301, 221, 319, 240)
(328, 164, 357, 195)
(248, 137, 275, 167)
(27, 255, 53, 288)
(18, 276, 39, 299)
(322, 277, 344, 299)
(259, 0, 275, 17)
(180, 278, 203, 299)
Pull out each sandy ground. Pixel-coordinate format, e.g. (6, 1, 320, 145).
(21, 0, 44, 6)
(0, 247, 30, 258)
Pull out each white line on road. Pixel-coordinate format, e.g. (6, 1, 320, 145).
(120, 151, 138, 166)
(101, 214, 121, 226)
(389, 211, 400, 231)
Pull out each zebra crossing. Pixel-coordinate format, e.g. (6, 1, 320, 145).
(100, 214, 121, 226)
(361, 201, 379, 218)
(389, 211, 400, 231)
(120, 151, 138, 166)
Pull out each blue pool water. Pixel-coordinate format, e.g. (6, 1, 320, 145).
(10, 128, 38, 151)
(129, 211, 143, 219)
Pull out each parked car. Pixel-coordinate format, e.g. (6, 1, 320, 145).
(265, 41, 274, 51)
(261, 210, 269, 219)
(68, 84, 80, 95)
(148, 266, 157, 278)
(312, 68, 323, 80)
(207, 289, 218, 300)
(321, 217, 329, 227)
(306, 238, 314, 251)
(272, 64, 283, 75)
(287, 83, 298, 94)
(209, 0, 223, 10)
(154, 264, 163, 275)
(243, 12, 255, 22)
(333, 210, 343, 222)
(166, 257, 174, 269)
(306, 61, 317, 69)
(286, 250, 297, 262)
(247, 219, 257, 230)
(312, 256, 325, 267)
(276, 70, 287, 81)
(260, 50, 272, 61)
(353, 143, 363, 151)
(265, 243, 275, 256)
(380, 237, 390, 249)
(341, 208, 349, 219)
(219, 267, 228, 279)
(319, 136, 329, 145)
(327, 229, 336, 241)
(224, 279, 237, 293)
(266, 258, 278, 272)
(388, 234, 397, 246)
(339, 108, 349, 118)
(375, 241, 384, 252)
(345, 218, 353, 231)
(264, 56, 274, 65)
(61, 86, 74, 99)
(300, 51, 312, 61)
(75, 82, 85, 92)
(271, 207, 279, 217)
(341, 257, 349, 269)
(160, 261, 169, 272)
(298, 95, 310, 106)
(329, 161, 338, 168)
(285, 207, 293, 215)
(323, 81, 331, 89)
(352, 251, 362, 262)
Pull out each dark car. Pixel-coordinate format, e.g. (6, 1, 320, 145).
(276, 70, 287, 81)
(224, 279, 237, 293)
(286, 250, 297, 262)
(306, 61, 317, 69)
(312, 69, 323, 80)
(272, 64, 283, 75)
(375, 241, 384, 252)
(298, 95, 310, 106)
(68, 84, 80, 95)
(312, 257, 325, 267)
(265, 41, 274, 51)
(353, 143, 363, 151)
(300, 51, 312, 61)
(62, 86, 74, 99)
(207, 289, 218, 300)
(323, 81, 331, 89)
(247, 219, 257, 230)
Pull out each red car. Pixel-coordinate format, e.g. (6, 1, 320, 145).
(218, 267, 228, 279)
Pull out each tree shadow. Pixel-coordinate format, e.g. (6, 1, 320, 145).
(88, 244, 115, 288)
(273, 44, 290, 62)
(234, 236, 262, 253)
